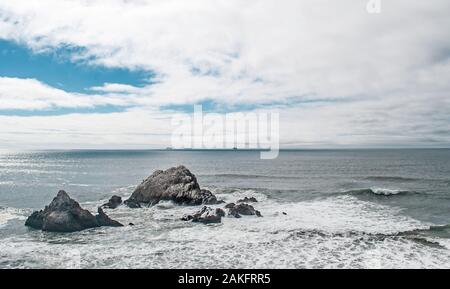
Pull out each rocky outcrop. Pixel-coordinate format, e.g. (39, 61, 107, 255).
(96, 207, 123, 227)
(227, 203, 262, 218)
(25, 190, 123, 232)
(182, 206, 225, 224)
(125, 165, 221, 207)
(101, 195, 122, 209)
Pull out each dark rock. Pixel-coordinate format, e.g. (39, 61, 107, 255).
(215, 208, 225, 217)
(101, 195, 122, 209)
(227, 203, 263, 218)
(224, 203, 235, 209)
(125, 166, 221, 206)
(181, 214, 193, 221)
(237, 197, 258, 203)
(25, 210, 44, 229)
(25, 190, 123, 232)
(128, 223, 135, 226)
(96, 207, 123, 227)
(182, 206, 223, 224)
(124, 198, 141, 208)
(282, 212, 287, 215)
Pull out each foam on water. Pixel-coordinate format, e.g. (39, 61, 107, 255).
(371, 188, 403, 196)
(0, 207, 27, 227)
(1, 188, 449, 268)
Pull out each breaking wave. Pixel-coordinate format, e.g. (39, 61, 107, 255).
(340, 188, 418, 196)
(0, 207, 27, 227)
(1, 187, 449, 268)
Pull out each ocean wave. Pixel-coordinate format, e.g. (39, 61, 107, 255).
(199, 173, 298, 179)
(0, 207, 27, 227)
(364, 176, 420, 182)
(290, 228, 445, 249)
(340, 188, 417, 196)
(2, 190, 448, 269)
(401, 223, 450, 239)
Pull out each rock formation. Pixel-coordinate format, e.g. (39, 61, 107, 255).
(227, 203, 262, 218)
(96, 207, 123, 227)
(237, 197, 258, 203)
(25, 190, 123, 232)
(125, 165, 220, 207)
(181, 206, 225, 224)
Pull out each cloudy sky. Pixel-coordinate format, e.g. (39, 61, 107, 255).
(0, 0, 449, 150)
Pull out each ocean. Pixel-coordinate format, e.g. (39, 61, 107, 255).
(0, 149, 449, 268)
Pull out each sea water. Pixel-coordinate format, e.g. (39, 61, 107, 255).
(0, 149, 449, 268)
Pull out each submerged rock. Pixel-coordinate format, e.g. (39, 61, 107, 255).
(125, 165, 221, 207)
(237, 197, 258, 203)
(182, 206, 224, 224)
(227, 203, 262, 218)
(101, 195, 122, 209)
(25, 190, 123, 232)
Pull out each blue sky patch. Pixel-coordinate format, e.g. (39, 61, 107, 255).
(0, 105, 130, 117)
(0, 39, 153, 93)
(160, 96, 347, 113)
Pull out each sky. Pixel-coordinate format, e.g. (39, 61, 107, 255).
(0, 0, 449, 150)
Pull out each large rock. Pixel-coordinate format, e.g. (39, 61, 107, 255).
(125, 165, 220, 207)
(181, 206, 224, 224)
(25, 190, 123, 232)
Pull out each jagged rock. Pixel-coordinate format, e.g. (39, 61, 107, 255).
(125, 166, 221, 206)
(181, 206, 224, 224)
(96, 207, 123, 227)
(101, 195, 122, 209)
(25, 211, 44, 229)
(237, 197, 258, 203)
(25, 190, 123, 232)
(227, 203, 262, 218)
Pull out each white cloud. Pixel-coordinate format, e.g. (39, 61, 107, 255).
(0, 0, 449, 148)
(0, 108, 172, 149)
(0, 77, 141, 110)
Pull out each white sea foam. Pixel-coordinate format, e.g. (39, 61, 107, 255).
(0, 207, 27, 227)
(371, 188, 403, 196)
(0, 189, 449, 269)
